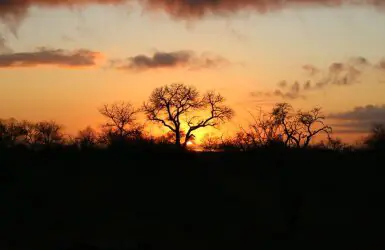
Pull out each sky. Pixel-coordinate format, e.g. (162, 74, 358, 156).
(1, 0, 385, 143)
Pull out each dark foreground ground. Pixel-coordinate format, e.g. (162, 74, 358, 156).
(1, 147, 385, 249)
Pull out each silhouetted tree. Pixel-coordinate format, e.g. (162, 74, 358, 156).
(241, 109, 284, 148)
(230, 131, 251, 151)
(143, 83, 234, 148)
(201, 133, 246, 152)
(364, 123, 385, 150)
(219, 103, 332, 150)
(76, 126, 98, 148)
(184, 91, 234, 147)
(271, 103, 331, 148)
(18, 120, 37, 145)
(297, 107, 332, 147)
(156, 130, 187, 145)
(271, 103, 302, 147)
(99, 102, 140, 136)
(321, 136, 351, 152)
(34, 121, 63, 145)
(0, 118, 31, 147)
(99, 102, 143, 144)
(201, 134, 217, 151)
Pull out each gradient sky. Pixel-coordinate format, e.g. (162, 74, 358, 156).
(1, 1, 385, 143)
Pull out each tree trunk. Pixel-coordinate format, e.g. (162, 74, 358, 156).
(182, 131, 192, 148)
(175, 131, 181, 147)
(303, 137, 311, 148)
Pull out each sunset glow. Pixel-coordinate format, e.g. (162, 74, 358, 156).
(1, 0, 385, 144)
(3, 3, 385, 247)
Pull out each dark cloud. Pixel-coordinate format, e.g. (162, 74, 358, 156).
(0, 47, 101, 68)
(1, 0, 385, 30)
(0, 1, 125, 19)
(0, 0, 128, 36)
(327, 126, 369, 134)
(110, 50, 228, 71)
(329, 104, 385, 133)
(139, 0, 385, 19)
(329, 104, 385, 121)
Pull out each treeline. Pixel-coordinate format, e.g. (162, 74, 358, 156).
(1, 84, 385, 250)
(1, 83, 384, 152)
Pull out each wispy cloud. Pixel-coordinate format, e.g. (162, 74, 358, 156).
(109, 50, 229, 71)
(0, 47, 101, 68)
(252, 56, 385, 100)
(303, 56, 385, 89)
(305, 57, 367, 89)
(377, 58, 385, 71)
(302, 64, 319, 76)
(0, 34, 12, 53)
(251, 80, 309, 100)
(61, 35, 76, 43)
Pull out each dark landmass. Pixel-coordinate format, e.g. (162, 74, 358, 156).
(1, 145, 385, 250)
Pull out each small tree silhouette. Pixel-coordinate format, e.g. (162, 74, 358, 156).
(76, 126, 98, 148)
(297, 107, 332, 147)
(271, 103, 331, 148)
(34, 121, 63, 145)
(99, 101, 143, 144)
(364, 123, 385, 150)
(223, 103, 333, 150)
(143, 83, 234, 148)
(271, 103, 302, 147)
(241, 109, 284, 148)
(0, 118, 29, 146)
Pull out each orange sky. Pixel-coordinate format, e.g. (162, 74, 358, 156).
(1, 2, 385, 143)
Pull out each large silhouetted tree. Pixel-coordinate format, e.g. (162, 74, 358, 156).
(143, 83, 234, 147)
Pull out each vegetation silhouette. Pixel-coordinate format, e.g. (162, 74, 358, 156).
(143, 83, 234, 148)
(1, 83, 385, 249)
